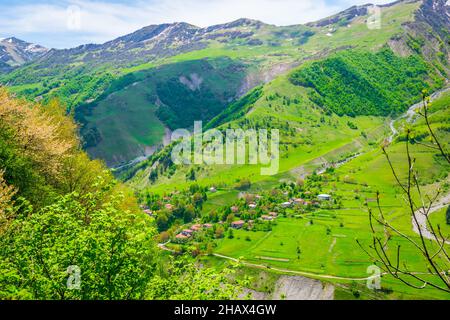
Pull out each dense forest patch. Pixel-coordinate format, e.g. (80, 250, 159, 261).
(290, 49, 443, 116)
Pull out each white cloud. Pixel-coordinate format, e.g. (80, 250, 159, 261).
(0, 0, 394, 48)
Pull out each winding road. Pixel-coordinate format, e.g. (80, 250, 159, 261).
(212, 253, 380, 282)
(412, 193, 450, 244)
(385, 86, 450, 243)
(387, 87, 450, 143)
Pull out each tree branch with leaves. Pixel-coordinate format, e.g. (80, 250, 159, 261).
(358, 90, 450, 293)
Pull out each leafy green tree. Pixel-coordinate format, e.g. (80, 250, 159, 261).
(192, 192, 204, 209)
(186, 168, 196, 181)
(146, 257, 245, 300)
(290, 49, 437, 117)
(149, 169, 158, 183)
(0, 179, 158, 300)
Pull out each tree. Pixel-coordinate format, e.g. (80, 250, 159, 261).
(206, 243, 214, 255)
(235, 179, 251, 191)
(156, 213, 170, 232)
(215, 226, 225, 239)
(0, 170, 16, 234)
(192, 192, 204, 209)
(145, 257, 244, 300)
(186, 168, 196, 181)
(149, 169, 158, 183)
(0, 178, 158, 300)
(0, 90, 76, 180)
(358, 91, 450, 293)
(183, 205, 195, 223)
(59, 152, 112, 195)
(159, 232, 170, 243)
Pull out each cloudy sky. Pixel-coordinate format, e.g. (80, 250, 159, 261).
(0, 0, 393, 49)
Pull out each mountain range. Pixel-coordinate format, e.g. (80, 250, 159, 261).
(0, 0, 448, 168)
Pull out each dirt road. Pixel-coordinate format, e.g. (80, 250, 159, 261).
(412, 193, 450, 244)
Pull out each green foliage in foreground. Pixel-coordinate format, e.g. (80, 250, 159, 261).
(147, 257, 245, 300)
(0, 181, 158, 300)
(0, 91, 243, 300)
(290, 48, 443, 116)
(0, 180, 244, 300)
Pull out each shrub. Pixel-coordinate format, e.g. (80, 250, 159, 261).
(235, 179, 251, 191)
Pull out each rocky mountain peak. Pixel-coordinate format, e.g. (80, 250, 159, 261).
(0, 37, 48, 70)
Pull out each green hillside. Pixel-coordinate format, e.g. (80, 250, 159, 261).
(124, 45, 446, 190)
(76, 57, 247, 166)
(290, 49, 442, 116)
(1, 0, 430, 167)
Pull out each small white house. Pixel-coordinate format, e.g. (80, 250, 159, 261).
(281, 201, 292, 208)
(318, 194, 332, 201)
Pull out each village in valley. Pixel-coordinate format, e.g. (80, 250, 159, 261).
(139, 170, 339, 254)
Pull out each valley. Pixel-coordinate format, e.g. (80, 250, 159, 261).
(134, 87, 449, 300)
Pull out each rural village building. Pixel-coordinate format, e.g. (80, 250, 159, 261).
(281, 201, 292, 208)
(230, 206, 239, 213)
(181, 229, 193, 237)
(176, 234, 189, 241)
(318, 194, 332, 201)
(231, 220, 245, 229)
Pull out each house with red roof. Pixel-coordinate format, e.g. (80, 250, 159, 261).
(175, 234, 189, 241)
(231, 220, 245, 229)
(181, 229, 193, 237)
